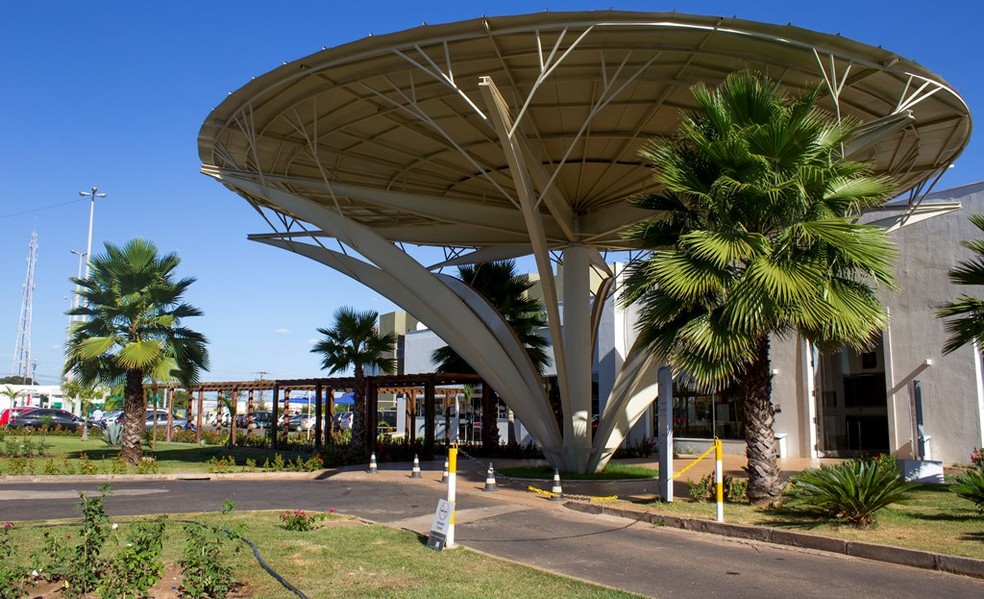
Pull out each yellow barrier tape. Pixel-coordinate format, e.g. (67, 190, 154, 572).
(672, 444, 716, 480)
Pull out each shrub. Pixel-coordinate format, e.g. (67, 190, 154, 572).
(102, 422, 123, 446)
(782, 458, 914, 528)
(64, 487, 112, 597)
(0, 522, 31, 599)
(179, 523, 237, 598)
(99, 518, 167, 598)
(951, 467, 984, 515)
(971, 447, 983, 470)
(279, 509, 329, 531)
(687, 474, 713, 502)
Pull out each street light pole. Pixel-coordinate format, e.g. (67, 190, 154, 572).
(78, 187, 107, 280)
(69, 249, 86, 318)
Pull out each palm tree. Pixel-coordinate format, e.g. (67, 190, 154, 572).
(431, 260, 550, 450)
(938, 214, 984, 354)
(622, 72, 897, 502)
(64, 238, 209, 464)
(311, 307, 396, 455)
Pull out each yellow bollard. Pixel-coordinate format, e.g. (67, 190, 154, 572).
(714, 438, 724, 522)
(447, 446, 457, 547)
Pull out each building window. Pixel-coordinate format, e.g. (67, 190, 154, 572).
(661, 380, 745, 440)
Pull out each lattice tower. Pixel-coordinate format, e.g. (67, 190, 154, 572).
(12, 231, 38, 382)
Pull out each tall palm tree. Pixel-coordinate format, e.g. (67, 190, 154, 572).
(311, 307, 396, 455)
(64, 238, 209, 464)
(622, 72, 897, 502)
(938, 214, 984, 354)
(432, 260, 550, 449)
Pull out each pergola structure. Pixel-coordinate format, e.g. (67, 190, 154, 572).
(157, 373, 481, 456)
(198, 11, 970, 472)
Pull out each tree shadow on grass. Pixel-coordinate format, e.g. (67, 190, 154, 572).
(960, 531, 984, 543)
(757, 508, 842, 531)
(907, 511, 983, 523)
(66, 445, 309, 465)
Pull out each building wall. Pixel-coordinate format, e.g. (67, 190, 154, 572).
(773, 182, 984, 464)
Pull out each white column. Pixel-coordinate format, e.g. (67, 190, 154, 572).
(562, 245, 593, 470)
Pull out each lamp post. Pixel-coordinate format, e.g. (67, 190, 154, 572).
(69, 249, 86, 318)
(78, 187, 107, 280)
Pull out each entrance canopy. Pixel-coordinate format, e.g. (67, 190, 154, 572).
(198, 11, 970, 472)
(200, 10, 970, 256)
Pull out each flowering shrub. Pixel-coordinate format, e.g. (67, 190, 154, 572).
(971, 447, 983, 470)
(279, 509, 332, 532)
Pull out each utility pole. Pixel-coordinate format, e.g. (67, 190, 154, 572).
(12, 232, 38, 383)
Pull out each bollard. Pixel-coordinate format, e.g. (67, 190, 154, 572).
(440, 458, 449, 483)
(715, 438, 724, 522)
(368, 452, 378, 474)
(447, 447, 457, 548)
(483, 463, 497, 492)
(550, 468, 564, 501)
(411, 454, 422, 479)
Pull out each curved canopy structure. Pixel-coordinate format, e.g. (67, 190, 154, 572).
(199, 11, 970, 471)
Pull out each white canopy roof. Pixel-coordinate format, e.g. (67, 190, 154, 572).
(199, 10, 971, 251)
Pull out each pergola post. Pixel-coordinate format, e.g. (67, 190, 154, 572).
(195, 389, 203, 443)
(229, 387, 238, 448)
(327, 387, 335, 445)
(247, 389, 255, 431)
(271, 383, 280, 451)
(406, 390, 416, 440)
(366, 380, 378, 453)
(424, 381, 436, 459)
(314, 382, 323, 450)
(282, 389, 291, 447)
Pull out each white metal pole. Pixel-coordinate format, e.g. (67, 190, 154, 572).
(78, 187, 107, 281)
(715, 438, 724, 522)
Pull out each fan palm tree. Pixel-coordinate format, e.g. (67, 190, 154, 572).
(937, 214, 984, 354)
(622, 71, 897, 502)
(64, 238, 209, 464)
(431, 260, 550, 450)
(311, 307, 396, 455)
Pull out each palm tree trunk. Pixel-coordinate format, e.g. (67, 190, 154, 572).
(120, 369, 146, 465)
(740, 336, 782, 503)
(351, 365, 367, 456)
(481, 383, 499, 451)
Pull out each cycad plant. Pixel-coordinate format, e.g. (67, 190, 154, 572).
(950, 466, 984, 515)
(622, 71, 897, 502)
(782, 457, 913, 528)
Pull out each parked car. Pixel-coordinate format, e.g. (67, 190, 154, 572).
(99, 409, 191, 433)
(288, 413, 315, 432)
(4, 408, 87, 432)
(334, 411, 354, 430)
(0, 407, 36, 427)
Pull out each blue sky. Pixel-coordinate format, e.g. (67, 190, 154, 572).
(1, 0, 981, 384)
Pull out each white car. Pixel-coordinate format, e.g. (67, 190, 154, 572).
(334, 412, 354, 430)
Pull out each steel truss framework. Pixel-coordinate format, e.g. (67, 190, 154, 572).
(199, 11, 971, 472)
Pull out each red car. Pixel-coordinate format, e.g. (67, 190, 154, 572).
(0, 407, 36, 427)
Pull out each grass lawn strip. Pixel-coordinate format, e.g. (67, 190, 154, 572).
(5, 511, 644, 598)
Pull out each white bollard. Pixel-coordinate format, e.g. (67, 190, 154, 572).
(483, 463, 497, 492)
(715, 439, 724, 523)
(368, 452, 378, 474)
(411, 454, 422, 478)
(440, 458, 449, 483)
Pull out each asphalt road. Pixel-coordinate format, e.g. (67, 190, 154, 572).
(2, 473, 983, 599)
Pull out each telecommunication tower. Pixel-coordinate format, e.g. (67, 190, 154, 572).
(12, 232, 38, 382)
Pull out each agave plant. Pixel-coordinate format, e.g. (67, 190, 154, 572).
(782, 458, 913, 528)
(950, 467, 984, 515)
(102, 421, 123, 447)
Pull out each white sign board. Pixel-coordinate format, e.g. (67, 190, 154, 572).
(430, 499, 452, 535)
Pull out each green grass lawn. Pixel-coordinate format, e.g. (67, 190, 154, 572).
(628, 484, 984, 559)
(0, 433, 318, 475)
(4, 510, 643, 598)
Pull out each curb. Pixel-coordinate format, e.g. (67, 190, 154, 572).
(565, 502, 984, 580)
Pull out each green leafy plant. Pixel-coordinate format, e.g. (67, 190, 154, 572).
(782, 458, 914, 528)
(29, 529, 74, 582)
(0, 522, 31, 599)
(221, 498, 236, 514)
(102, 421, 123, 446)
(64, 486, 112, 597)
(726, 476, 748, 503)
(99, 518, 167, 598)
(136, 457, 160, 474)
(687, 474, 713, 502)
(78, 452, 97, 475)
(279, 509, 331, 531)
(179, 523, 237, 598)
(950, 467, 984, 515)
